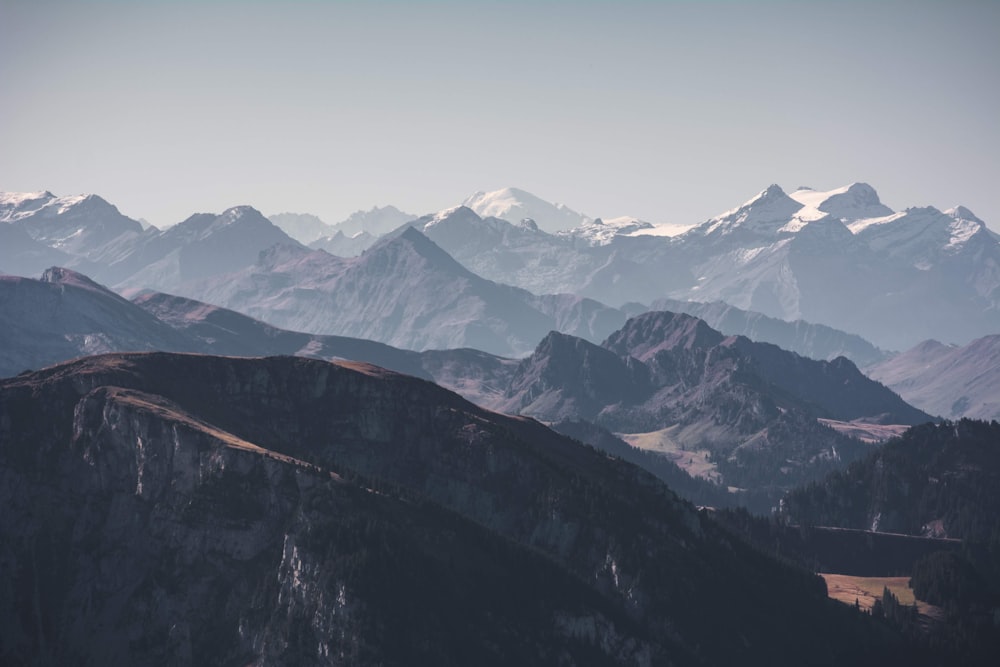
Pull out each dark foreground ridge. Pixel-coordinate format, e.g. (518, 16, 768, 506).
(0, 352, 926, 665)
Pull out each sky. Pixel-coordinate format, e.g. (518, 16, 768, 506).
(2, 0, 999, 229)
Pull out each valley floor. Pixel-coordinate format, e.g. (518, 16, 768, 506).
(821, 574, 945, 630)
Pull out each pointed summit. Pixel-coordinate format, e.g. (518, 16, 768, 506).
(360, 225, 481, 284)
(698, 184, 803, 237)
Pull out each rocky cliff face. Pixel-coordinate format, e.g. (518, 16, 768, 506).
(0, 353, 913, 665)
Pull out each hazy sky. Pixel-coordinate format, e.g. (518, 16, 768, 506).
(2, 0, 998, 229)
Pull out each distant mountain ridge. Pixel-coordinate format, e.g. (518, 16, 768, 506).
(411, 183, 1000, 350)
(5, 182, 998, 351)
(866, 336, 1000, 420)
(462, 187, 591, 233)
(0, 266, 935, 514)
(176, 226, 630, 357)
(651, 298, 888, 366)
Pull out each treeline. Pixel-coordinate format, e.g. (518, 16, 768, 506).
(908, 549, 1000, 662)
(779, 419, 1000, 545)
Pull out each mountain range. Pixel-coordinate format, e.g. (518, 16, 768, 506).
(178, 227, 630, 357)
(0, 265, 934, 512)
(268, 205, 417, 253)
(0, 351, 923, 665)
(3, 183, 996, 415)
(3, 181, 995, 663)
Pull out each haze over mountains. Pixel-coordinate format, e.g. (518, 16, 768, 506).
(0, 266, 934, 512)
(866, 335, 1000, 421)
(263, 183, 1000, 352)
(3, 181, 998, 418)
(3, 181, 999, 664)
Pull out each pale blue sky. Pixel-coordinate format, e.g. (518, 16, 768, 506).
(2, 1, 998, 229)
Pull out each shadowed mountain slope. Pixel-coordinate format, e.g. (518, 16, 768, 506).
(495, 312, 932, 500)
(0, 352, 921, 665)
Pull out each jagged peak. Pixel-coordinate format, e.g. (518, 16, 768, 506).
(171, 206, 281, 240)
(698, 184, 803, 236)
(363, 225, 475, 278)
(603, 310, 725, 360)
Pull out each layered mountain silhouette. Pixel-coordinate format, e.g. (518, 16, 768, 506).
(0, 267, 933, 511)
(0, 268, 192, 375)
(2, 182, 993, 664)
(8, 183, 997, 351)
(109, 205, 299, 291)
(398, 184, 1000, 350)
(270, 205, 415, 253)
(412, 205, 665, 305)
(0, 352, 919, 665)
(177, 227, 629, 357)
(0, 267, 433, 381)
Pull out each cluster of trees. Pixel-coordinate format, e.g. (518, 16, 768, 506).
(869, 587, 918, 631)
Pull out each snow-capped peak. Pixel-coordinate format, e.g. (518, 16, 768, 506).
(461, 187, 590, 233)
(55, 194, 93, 213)
(945, 205, 984, 224)
(698, 184, 804, 237)
(558, 215, 657, 246)
(789, 183, 893, 222)
(846, 204, 988, 261)
(0, 191, 130, 226)
(0, 190, 54, 207)
(0, 191, 58, 222)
